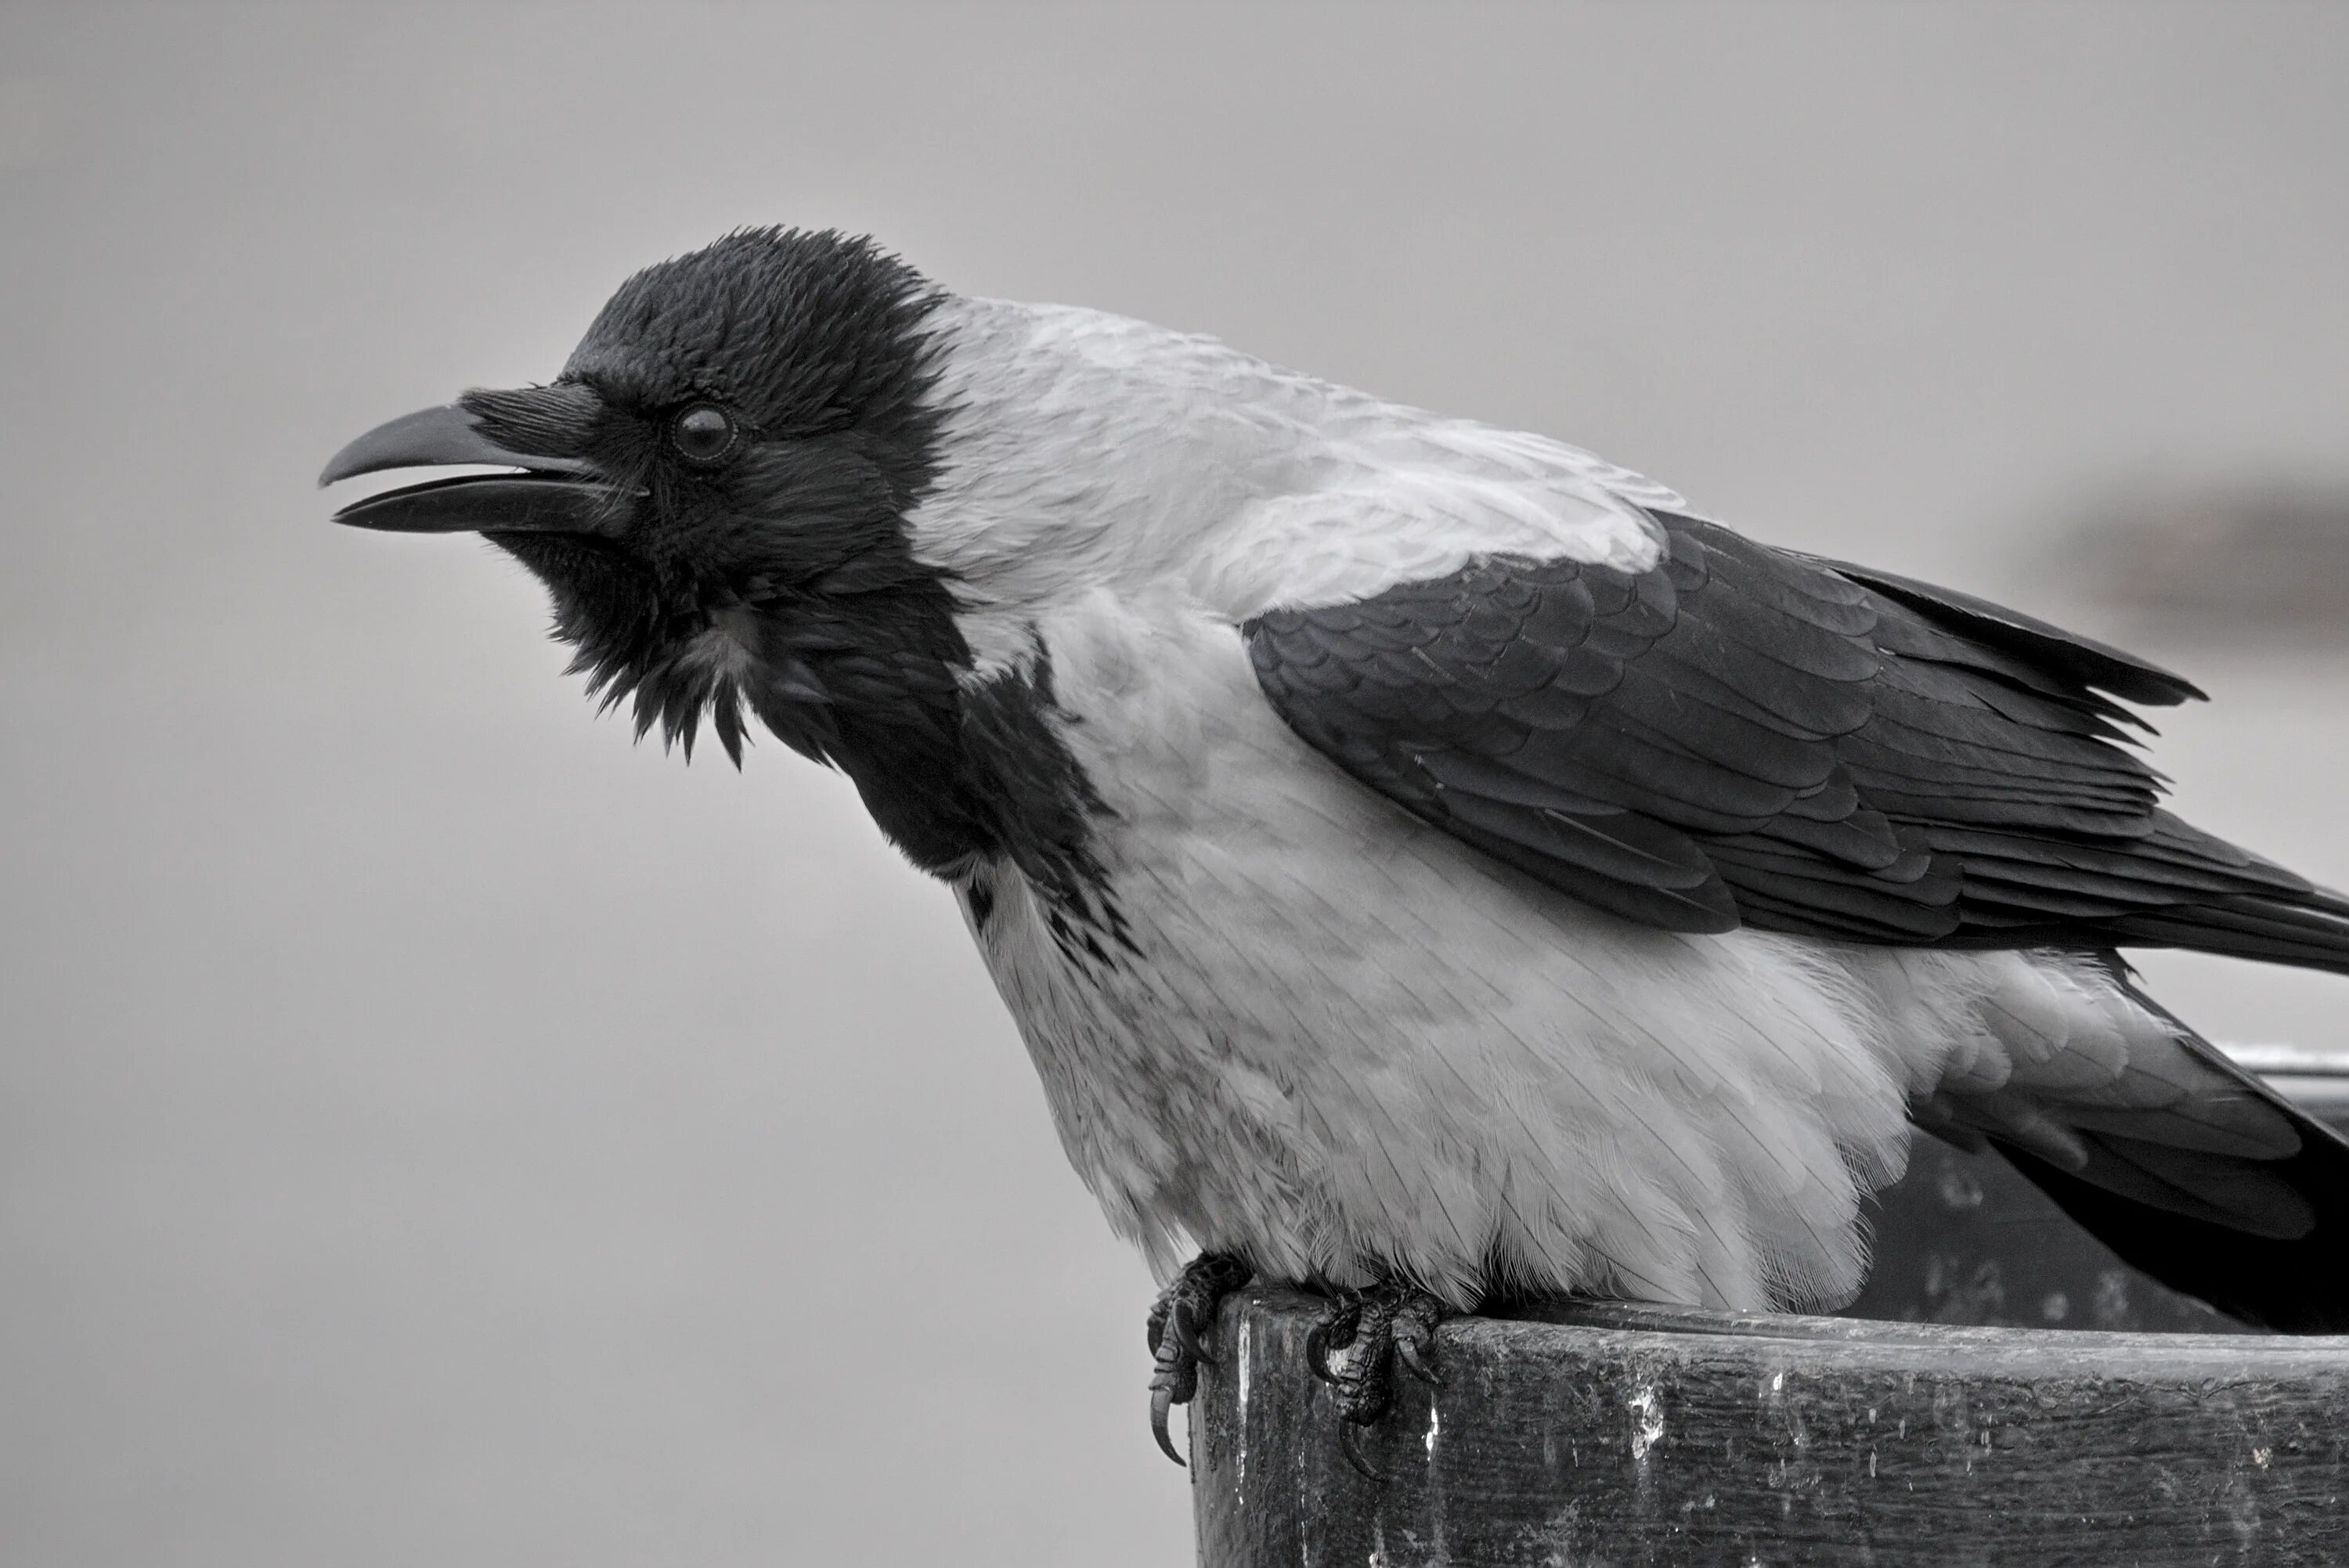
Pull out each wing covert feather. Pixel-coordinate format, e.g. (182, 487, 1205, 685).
(1244, 513, 2349, 963)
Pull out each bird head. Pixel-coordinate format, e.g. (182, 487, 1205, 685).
(323, 229, 998, 870)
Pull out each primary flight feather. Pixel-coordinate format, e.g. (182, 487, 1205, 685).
(323, 228, 2349, 1460)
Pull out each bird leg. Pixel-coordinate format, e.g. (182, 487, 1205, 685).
(1146, 1250, 1254, 1465)
(1304, 1278, 1449, 1480)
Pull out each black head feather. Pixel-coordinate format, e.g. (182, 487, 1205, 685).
(434, 227, 1120, 920)
(483, 228, 988, 863)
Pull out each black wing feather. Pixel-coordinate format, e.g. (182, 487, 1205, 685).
(1820, 559, 2207, 706)
(1244, 513, 2349, 970)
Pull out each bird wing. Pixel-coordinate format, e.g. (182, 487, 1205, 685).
(1243, 511, 2349, 964)
(1246, 509, 2349, 1327)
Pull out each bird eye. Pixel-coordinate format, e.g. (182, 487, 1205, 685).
(671, 403, 738, 463)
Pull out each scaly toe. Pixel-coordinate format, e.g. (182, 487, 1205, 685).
(1139, 1251, 1254, 1466)
(1311, 1280, 1450, 1478)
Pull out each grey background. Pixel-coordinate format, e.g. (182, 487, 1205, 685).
(3, 4, 2346, 1564)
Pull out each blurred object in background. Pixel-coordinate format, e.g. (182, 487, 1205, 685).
(2231, 1042, 2349, 1122)
(1845, 1141, 2241, 1332)
(1844, 1044, 2349, 1332)
(2054, 482, 2349, 643)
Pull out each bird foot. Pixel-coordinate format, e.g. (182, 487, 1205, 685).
(1304, 1280, 1449, 1480)
(1146, 1251, 1254, 1466)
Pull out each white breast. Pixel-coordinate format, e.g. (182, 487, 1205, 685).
(958, 589, 1923, 1312)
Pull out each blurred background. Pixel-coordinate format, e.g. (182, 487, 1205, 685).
(2, 3, 2345, 1563)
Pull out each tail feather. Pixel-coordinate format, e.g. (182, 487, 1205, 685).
(2059, 1100, 2300, 1159)
(2070, 1133, 2316, 1238)
(2113, 890, 2349, 977)
(1995, 978, 2349, 1332)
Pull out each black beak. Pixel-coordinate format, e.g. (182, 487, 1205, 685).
(319, 386, 641, 535)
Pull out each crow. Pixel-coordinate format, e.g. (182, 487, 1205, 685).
(324, 227, 2349, 1472)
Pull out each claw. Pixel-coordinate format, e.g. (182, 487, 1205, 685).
(1149, 1335, 1196, 1465)
(1149, 1379, 1185, 1467)
(1395, 1333, 1440, 1386)
(1304, 1323, 1335, 1385)
(1305, 1299, 1360, 1386)
(1338, 1418, 1386, 1483)
(1395, 1290, 1445, 1386)
(1169, 1302, 1214, 1368)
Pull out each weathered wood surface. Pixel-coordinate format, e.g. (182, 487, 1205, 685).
(1191, 1289, 2349, 1566)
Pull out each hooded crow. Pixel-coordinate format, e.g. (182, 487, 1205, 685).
(325, 228, 2349, 1469)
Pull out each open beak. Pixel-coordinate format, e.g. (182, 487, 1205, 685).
(319, 385, 641, 535)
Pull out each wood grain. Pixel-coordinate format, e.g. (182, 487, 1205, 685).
(1190, 1289, 2349, 1566)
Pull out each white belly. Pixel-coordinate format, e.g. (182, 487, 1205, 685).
(958, 590, 1924, 1312)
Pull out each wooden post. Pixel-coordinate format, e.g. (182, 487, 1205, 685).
(1190, 1289, 2349, 1566)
